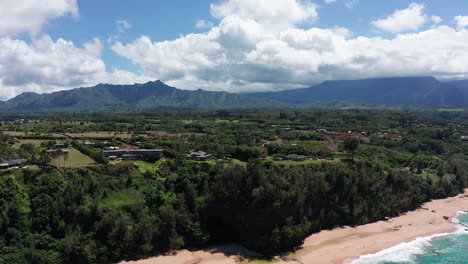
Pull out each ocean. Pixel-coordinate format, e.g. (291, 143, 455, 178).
(351, 212, 468, 264)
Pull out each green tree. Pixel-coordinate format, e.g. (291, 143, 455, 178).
(343, 137, 360, 160)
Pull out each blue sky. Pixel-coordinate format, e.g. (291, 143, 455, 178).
(0, 0, 468, 99)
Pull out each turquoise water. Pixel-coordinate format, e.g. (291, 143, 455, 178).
(352, 212, 468, 264)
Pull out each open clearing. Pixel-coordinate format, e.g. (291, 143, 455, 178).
(100, 189, 144, 209)
(66, 132, 136, 139)
(3, 131, 65, 138)
(13, 139, 44, 149)
(50, 147, 96, 168)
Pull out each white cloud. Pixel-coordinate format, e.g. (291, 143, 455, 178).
(0, 0, 78, 37)
(210, 0, 318, 30)
(112, 9, 468, 94)
(455, 16, 468, 30)
(83, 38, 103, 57)
(0, 35, 149, 100)
(345, 0, 359, 9)
(2, 0, 468, 100)
(196, 19, 214, 29)
(116, 20, 132, 33)
(431, 15, 443, 25)
(371, 3, 427, 33)
(324, 0, 336, 4)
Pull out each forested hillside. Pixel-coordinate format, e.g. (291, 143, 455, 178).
(0, 81, 286, 111)
(1, 109, 468, 263)
(249, 77, 468, 107)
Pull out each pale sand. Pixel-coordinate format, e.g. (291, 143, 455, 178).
(120, 245, 259, 264)
(122, 189, 468, 264)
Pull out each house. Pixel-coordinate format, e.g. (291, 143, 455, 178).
(103, 149, 163, 160)
(383, 134, 402, 140)
(286, 154, 307, 161)
(0, 159, 27, 169)
(187, 151, 212, 161)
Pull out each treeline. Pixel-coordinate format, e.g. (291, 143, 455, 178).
(0, 159, 465, 263)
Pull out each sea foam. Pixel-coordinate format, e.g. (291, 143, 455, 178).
(349, 211, 468, 264)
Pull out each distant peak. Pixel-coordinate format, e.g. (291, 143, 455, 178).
(16, 91, 40, 97)
(145, 80, 164, 85)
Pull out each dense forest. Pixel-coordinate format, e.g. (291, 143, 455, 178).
(1, 109, 468, 263)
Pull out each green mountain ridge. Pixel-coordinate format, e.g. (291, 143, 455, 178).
(2, 77, 468, 111)
(0, 81, 288, 111)
(249, 77, 468, 108)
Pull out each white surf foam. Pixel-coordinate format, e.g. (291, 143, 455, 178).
(349, 211, 468, 264)
(348, 232, 451, 264)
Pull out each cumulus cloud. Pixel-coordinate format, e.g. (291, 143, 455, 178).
(371, 3, 427, 33)
(196, 19, 214, 29)
(344, 0, 359, 9)
(0, 35, 150, 100)
(210, 0, 318, 30)
(0, 1, 150, 100)
(2, 0, 468, 100)
(116, 20, 132, 33)
(455, 16, 468, 30)
(112, 9, 468, 94)
(431, 15, 443, 25)
(0, 0, 78, 37)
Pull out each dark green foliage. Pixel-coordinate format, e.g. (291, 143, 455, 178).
(0, 158, 465, 263)
(343, 137, 360, 159)
(1, 109, 468, 263)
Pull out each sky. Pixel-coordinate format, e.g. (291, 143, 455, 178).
(0, 0, 468, 100)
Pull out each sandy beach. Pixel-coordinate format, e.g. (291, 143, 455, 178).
(122, 189, 468, 264)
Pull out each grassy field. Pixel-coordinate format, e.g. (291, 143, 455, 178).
(99, 189, 144, 209)
(230, 159, 247, 167)
(134, 161, 159, 174)
(3, 131, 65, 138)
(66, 132, 137, 139)
(12, 139, 44, 149)
(50, 148, 96, 168)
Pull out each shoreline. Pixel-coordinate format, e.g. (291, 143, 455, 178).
(286, 189, 468, 264)
(121, 189, 468, 264)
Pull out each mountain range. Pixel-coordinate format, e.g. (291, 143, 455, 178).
(1, 77, 468, 111)
(249, 77, 468, 108)
(0, 81, 285, 111)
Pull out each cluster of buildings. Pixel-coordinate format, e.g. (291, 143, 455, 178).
(316, 129, 368, 140)
(103, 148, 214, 162)
(104, 149, 163, 161)
(0, 159, 27, 169)
(0, 119, 41, 126)
(316, 128, 402, 140)
(186, 151, 212, 161)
